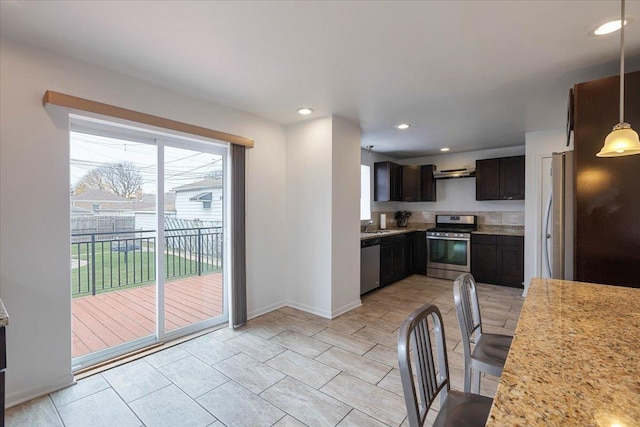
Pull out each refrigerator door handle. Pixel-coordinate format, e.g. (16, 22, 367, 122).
(543, 192, 553, 278)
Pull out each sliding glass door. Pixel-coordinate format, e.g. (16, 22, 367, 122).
(69, 116, 228, 369)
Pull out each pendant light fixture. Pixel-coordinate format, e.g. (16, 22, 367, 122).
(597, 0, 640, 157)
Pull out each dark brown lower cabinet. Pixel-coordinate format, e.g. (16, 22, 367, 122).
(471, 234, 524, 288)
(379, 232, 425, 287)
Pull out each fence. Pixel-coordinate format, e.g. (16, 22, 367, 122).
(71, 226, 223, 297)
(71, 216, 136, 236)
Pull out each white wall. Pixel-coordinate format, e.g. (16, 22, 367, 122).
(361, 145, 526, 213)
(0, 38, 288, 406)
(523, 128, 569, 294)
(330, 117, 362, 317)
(285, 117, 333, 316)
(285, 116, 362, 318)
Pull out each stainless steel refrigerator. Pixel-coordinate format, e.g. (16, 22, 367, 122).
(543, 151, 574, 280)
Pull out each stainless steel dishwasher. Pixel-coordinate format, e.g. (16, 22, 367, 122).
(360, 237, 380, 295)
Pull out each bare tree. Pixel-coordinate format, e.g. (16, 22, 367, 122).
(74, 161, 143, 198)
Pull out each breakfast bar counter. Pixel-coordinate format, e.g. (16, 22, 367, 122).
(486, 278, 640, 427)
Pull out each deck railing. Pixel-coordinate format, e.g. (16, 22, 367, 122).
(71, 227, 222, 297)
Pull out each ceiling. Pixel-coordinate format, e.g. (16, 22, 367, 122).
(2, 1, 639, 159)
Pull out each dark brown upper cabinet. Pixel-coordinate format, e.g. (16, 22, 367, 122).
(374, 161, 403, 201)
(476, 155, 525, 200)
(401, 164, 436, 202)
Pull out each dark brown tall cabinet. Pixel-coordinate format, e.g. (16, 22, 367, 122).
(573, 71, 640, 288)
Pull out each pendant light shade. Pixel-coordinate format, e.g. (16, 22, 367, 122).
(598, 0, 640, 157)
(597, 123, 640, 157)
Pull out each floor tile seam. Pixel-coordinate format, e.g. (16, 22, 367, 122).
(268, 328, 335, 353)
(147, 357, 233, 401)
(314, 348, 394, 386)
(184, 344, 240, 367)
(260, 375, 357, 425)
(45, 394, 67, 426)
(310, 331, 376, 356)
(195, 378, 271, 423)
(146, 348, 193, 370)
(57, 384, 146, 427)
(49, 374, 109, 409)
(318, 373, 401, 427)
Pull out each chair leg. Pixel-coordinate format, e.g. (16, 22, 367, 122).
(472, 370, 481, 394)
(464, 363, 472, 393)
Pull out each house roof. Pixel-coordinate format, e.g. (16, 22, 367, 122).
(71, 189, 131, 202)
(173, 178, 223, 192)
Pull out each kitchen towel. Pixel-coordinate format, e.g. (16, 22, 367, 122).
(380, 213, 386, 229)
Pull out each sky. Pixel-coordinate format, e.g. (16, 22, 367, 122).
(70, 132, 223, 195)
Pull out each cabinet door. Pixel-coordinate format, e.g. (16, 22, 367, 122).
(497, 236, 524, 287)
(380, 241, 394, 286)
(471, 240, 497, 284)
(392, 235, 410, 281)
(390, 163, 403, 201)
(476, 158, 500, 200)
(374, 161, 403, 201)
(500, 156, 525, 200)
(402, 165, 420, 202)
(420, 165, 437, 201)
(412, 231, 426, 275)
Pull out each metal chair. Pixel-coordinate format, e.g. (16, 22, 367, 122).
(453, 273, 513, 394)
(398, 303, 493, 427)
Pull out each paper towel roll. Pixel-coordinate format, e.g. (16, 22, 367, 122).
(380, 213, 386, 229)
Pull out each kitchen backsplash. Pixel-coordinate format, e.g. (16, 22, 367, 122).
(363, 210, 524, 233)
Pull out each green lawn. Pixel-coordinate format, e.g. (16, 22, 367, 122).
(71, 245, 220, 297)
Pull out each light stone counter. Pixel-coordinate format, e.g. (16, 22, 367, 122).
(487, 278, 640, 426)
(0, 298, 8, 326)
(360, 228, 426, 241)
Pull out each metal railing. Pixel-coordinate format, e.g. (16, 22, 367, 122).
(71, 227, 222, 297)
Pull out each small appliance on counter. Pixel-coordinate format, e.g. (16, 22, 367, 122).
(426, 215, 477, 280)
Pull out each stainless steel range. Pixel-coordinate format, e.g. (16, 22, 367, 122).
(426, 215, 477, 280)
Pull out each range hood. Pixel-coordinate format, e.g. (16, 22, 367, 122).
(433, 167, 476, 179)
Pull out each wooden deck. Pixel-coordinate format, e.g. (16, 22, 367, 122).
(72, 273, 223, 358)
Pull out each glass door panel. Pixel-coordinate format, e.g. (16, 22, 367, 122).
(70, 132, 157, 360)
(163, 145, 225, 334)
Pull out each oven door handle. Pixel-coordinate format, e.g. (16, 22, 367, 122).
(426, 236, 470, 242)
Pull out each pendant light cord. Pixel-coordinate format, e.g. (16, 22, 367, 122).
(620, 0, 625, 124)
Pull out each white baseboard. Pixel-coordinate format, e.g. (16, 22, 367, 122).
(6, 373, 75, 408)
(247, 301, 287, 320)
(331, 299, 362, 318)
(247, 297, 363, 322)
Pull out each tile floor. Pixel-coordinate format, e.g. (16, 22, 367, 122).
(6, 275, 524, 427)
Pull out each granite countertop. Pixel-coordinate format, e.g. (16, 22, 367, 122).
(360, 228, 426, 240)
(0, 299, 8, 326)
(487, 278, 640, 426)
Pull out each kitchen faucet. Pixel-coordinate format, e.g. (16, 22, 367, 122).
(364, 220, 374, 232)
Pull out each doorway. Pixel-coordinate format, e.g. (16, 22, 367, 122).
(69, 116, 229, 369)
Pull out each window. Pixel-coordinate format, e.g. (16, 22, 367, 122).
(360, 164, 371, 220)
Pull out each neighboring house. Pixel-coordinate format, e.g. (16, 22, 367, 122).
(71, 189, 134, 215)
(172, 178, 223, 225)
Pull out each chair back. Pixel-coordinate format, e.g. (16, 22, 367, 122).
(454, 273, 483, 353)
(397, 303, 450, 427)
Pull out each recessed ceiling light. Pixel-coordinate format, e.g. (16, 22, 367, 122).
(395, 123, 410, 130)
(297, 107, 314, 115)
(440, 147, 450, 152)
(590, 17, 633, 36)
